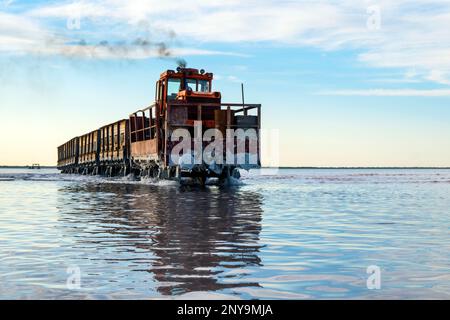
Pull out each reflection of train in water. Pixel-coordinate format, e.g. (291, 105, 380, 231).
(58, 183, 263, 296)
(57, 67, 261, 184)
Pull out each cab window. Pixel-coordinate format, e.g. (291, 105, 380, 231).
(167, 78, 181, 100)
(186, 79, 197, 91)
(198, 80, 210, 92)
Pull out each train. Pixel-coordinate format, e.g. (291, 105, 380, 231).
(57, 67, 262, 184)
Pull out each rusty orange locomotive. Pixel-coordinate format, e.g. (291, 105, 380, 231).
(57, 67, 261, 184)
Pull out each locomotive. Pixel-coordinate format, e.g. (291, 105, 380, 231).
(57, 67, 261, 184)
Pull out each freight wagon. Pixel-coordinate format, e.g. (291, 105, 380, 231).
(57, 67, 261, 184)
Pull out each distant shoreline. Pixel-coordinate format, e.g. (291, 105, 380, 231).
(1, 166, 450, 170)
(268, 167, 450, 169)
(0, 166, 57, 169)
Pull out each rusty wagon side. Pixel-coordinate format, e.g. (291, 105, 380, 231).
(98, 119, 130, 176)
(57, 137, 79, 172)
(77, 129, 99, 174)
(58, 120, 131, 175)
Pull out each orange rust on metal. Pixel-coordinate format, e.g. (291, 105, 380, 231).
(131, 139, 158, 158)
(176, 90, 221, 102)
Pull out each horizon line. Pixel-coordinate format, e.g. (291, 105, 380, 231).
(1, 165, 450, 170)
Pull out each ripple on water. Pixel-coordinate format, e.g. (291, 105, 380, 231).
(1, 168, 450, 299)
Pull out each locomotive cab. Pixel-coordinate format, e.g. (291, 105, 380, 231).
(156, 68, 221, 108)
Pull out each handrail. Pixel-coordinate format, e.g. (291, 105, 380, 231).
(167, 102, 261, 108)
(129, 102, 260, 117)
(131, 126, 157, 133)
(129, 103, 157, 117)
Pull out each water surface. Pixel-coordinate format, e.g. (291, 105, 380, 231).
(0, 168, 449, 299)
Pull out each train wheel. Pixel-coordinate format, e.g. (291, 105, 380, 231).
(195, 176, 206, 186)
(232, 168, 241, 180)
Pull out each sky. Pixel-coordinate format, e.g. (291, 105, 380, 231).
(1, 0, 450, 167)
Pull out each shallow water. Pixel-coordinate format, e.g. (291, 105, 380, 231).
(0, 168, 449, 299)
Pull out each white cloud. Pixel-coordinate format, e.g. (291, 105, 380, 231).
(0, 12, 51, 53)
(28, 1, 110, 19)
(319, 89, 450, 97)
(55, 46, 243, 59)
(0, 3, 243, 59)
(425, 70, 450, 85)
(226, 75, 242, 83)
(27, 0, 358, 44)
(2, 0, 450, 86)
(368, 78, 421, 84)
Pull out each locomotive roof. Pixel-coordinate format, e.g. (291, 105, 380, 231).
(160, 68, 213, 81)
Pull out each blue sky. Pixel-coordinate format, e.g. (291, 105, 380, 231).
(1, 0, 450, 166)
